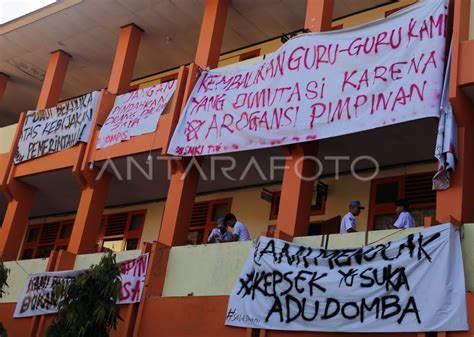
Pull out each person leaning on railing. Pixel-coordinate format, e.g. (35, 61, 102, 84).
(208, 218, 234, 243)
(224, 213, 251, 241)
(387, 199, 417, 230)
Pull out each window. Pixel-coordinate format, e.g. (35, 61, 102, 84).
(269, 181, 327, 220)
(369, 172, 436, 230)
(97, 210, 146, 252)
(21, 220, 74, 260)
(187, 198, 232, 245)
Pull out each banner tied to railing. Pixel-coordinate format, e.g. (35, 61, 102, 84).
(168, 0, 447, 156)
(14, 253, 149, 318)
(96, 80, 177, 149)
(14, 91, 100, 163)
(226, 224, 467, 332)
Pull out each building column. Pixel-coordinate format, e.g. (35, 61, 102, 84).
(436, 0, 474, 224)
(274, 0, 334, 240)
(0, 72, 9, 102)
(68, 24, 143, 254)
(68, 172, 111, 254)
(36, 50, 71, 110)
(158, 0, 229, 246)
(0, 51, 70, 261)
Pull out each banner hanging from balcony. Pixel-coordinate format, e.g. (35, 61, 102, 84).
(13, 253, 149, 318)
(168, 0, 447, 156)
(14, 91, 100, 163)
(96, 80, 177, 149)
(226, 224, 467, 332)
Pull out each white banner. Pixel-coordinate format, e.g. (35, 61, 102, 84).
(226, 224, 467, 332)
(14, 91, 100, 163)
(96, 81, 177, 149)
(14, 253, 149, 318)
(169, 0, 447, 156)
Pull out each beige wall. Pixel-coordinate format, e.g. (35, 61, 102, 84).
(471, 0, 474, 40)
(0, 258, 49, 303)
(0, 124, 17, 154)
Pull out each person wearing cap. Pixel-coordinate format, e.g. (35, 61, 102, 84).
(208, 218, 233, 243)
(224, 213, 251, 241)
(340, 201, 365, 234)
(390, 199, 417, 229)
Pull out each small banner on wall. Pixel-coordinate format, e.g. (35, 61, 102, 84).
(225, 224, 468, 332)
(13, 253, 149, 318)
(168, 0, 448, 156)
(14, 91, 100, 163)
(96, 80, 177, 149)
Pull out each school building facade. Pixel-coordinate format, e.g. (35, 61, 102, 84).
(0, 0, 474, 336)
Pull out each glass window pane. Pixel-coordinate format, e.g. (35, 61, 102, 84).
(374, 214, 397, 230)
(187, 229, 204, 245)
(211, 203, 228, 221)
(59, 223, 73, 239)
(21, 249, 34, 260)
(129, 214, 145, 231)
(26, 227, 40, 243)
(102, 239, 124, 252)
(410, 208, 435, 227)
(35, 245, 54, 258)
(125, 238, 139, 250)
(375, 182, 399, 204)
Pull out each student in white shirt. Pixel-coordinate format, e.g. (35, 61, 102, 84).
(208, 218, 233, 243)
(224, 213, 251, 241)
(391, 199, 417, 229)
(340, 200, 365, 234)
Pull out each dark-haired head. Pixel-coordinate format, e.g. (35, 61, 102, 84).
(224, 213, 237, 227)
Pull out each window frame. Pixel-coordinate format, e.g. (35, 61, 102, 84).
(269, 182, 327, 220)
(187, 198, 233, 245)
(97, 209, 146, 252)
(368, 172, 436, 230)
(21, 220, 74, 260)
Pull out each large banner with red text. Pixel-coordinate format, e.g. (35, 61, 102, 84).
(96, 81, 176, 149)
(226, 224, 467, 332)
(168, 0, 447, 156)
(13, 254, 149, 318)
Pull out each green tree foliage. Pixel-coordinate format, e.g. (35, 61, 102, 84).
(46, 252, 122, 337)
(0, 258, 9, 337)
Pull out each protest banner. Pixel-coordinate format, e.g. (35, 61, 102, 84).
(225, 224, 467, 332)
(168, 0, 448, 156)
(14, 91, 100, 163)
(14, 253, 149, 318)
(96, 81, 177, 149)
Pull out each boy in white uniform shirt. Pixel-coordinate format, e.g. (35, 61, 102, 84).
(340, 201, 364, 234)
(390, 199, 417, 229)
(208, 218, 233, 243)
(224, 213, 251, 241)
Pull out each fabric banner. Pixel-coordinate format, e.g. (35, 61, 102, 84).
(96, 81, 177, 149)
(14, 91, 100, 163)
(14, 253, 149, 318)
(169, 0, 447, 156)
(226, 224, 467, 332)
(433, 42, 457, 190)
